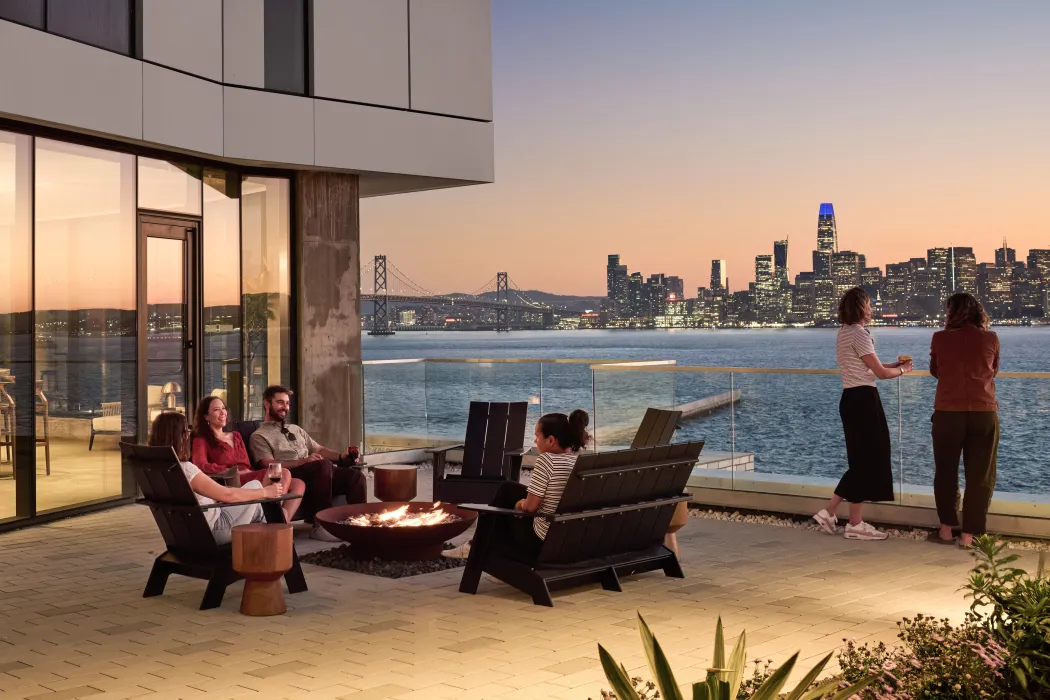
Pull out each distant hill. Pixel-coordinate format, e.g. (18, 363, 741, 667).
(448, 290, 606, 312)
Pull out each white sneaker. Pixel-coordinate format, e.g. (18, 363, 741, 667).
(812, 509, 838, 535)
(441, 542, 471, 559)
(310, 525, 341, 542)
(843, 521, 888, 541)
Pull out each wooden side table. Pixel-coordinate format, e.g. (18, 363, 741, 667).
(373, 464, 418, 502)
(231, 523, 293, 616)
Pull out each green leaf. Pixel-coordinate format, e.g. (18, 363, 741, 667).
(726, 630, 747, 699)
(748, 653, 798, 700)
(691, 681, 710, 700)
(783, 653, 831, 700)
(823, 674, 882, 700)
(598, 644, 641, 700)
(638, 613, 684, 700)
(712, 617, 726, 672)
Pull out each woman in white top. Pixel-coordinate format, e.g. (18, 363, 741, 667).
(813, 287, 913, 541)
(149, 412, 284, 545)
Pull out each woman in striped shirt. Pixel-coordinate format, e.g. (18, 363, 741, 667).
(813, 287, 913, 541)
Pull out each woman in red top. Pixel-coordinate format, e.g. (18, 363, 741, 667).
(191, 396, 305, 522)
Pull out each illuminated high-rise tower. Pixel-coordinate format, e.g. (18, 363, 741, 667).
(817, 203, 837, 253)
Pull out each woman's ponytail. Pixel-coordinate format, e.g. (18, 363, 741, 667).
(568, 409, 590, 451)
(537, 409, 591, 452)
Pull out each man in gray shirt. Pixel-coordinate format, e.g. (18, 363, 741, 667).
(249, 385, 366, 541)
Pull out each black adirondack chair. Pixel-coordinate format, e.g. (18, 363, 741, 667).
(631, 408, 682, 448)
(429, 401, 529, 504)
(122, 442, 308, 610)
(459, 440, 704, 606)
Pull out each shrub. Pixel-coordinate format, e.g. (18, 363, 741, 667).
(965, 536, 1050, 697)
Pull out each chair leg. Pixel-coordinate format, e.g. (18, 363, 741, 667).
(661, 553, 685, 579)
(459, 515, 495, 595)
(143, 558, 173, 598)
(530, 579, 554, 607)
(200, 568, 231, 610)
(89, 431, 95, 451)
(284, 549, 308, 594)
(599, 567, 623, 593)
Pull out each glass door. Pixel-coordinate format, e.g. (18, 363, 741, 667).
(140, 217, 199, 438)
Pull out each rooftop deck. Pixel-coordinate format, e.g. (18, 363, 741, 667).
(2, 502, 1026, 700)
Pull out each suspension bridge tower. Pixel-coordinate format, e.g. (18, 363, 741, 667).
(368, 255, 395, 336)
(496, 271, 509, 332)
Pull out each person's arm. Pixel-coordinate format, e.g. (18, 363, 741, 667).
(188, 472, 281, 503)
(517, 455, 551, 512)
(190, 437, 229, 475)
(305, 432, 350, 463)
(992, 334, 1000, 376)
(516, 494, 543, 512)
(861, 353, 912, 379)
(929, 337, 939, 379)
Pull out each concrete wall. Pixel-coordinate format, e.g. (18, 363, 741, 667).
(0, 5, 494, 195)
(295, 172, 362, 450)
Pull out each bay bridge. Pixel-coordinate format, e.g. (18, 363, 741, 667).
(361, 255, 554, 335)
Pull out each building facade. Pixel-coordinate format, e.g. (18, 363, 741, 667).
(0, 0, 494, 528)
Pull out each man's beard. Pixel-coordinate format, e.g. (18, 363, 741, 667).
(266, 407, 286, 425)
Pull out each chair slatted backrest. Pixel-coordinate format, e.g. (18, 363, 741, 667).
(537, 441, 703, 564)
(630, 408, 682, 449)
(121, 443, 220, 557)
(461, 401, 528, 478)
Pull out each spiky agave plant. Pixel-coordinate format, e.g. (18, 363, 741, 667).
(598, 613, 879, 700)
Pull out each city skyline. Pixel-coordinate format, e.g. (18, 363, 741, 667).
(360, 1, 1050, 297)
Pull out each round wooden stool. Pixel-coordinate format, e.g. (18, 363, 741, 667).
(231, 523, 293, 616)
(373, 464, 418, 502)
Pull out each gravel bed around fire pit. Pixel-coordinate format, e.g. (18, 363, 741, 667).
(301, 543, 466, 578)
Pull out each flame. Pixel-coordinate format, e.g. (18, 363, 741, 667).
(343, 502, 458, 528)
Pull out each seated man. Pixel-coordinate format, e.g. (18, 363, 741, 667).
(249, 384, 366, 541)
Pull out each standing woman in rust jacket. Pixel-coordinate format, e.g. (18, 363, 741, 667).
(928, 293, 1000, 548)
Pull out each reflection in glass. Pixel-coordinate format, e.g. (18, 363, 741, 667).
(0, 131, 31, 521)
(146, 236, 187, 418)
(138, 158, 202, 215)
(34, 139, 135, 513)
(203, 171, 242, 420)
(263, 0, 307, 94)
(241, 177, 291, 420)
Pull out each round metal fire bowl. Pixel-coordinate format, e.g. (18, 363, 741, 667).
(314, 502, 477, 561)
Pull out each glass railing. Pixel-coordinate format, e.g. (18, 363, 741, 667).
(359, 358, 1050, 519)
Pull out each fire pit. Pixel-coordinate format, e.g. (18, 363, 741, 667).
(314, 502, 477, 561)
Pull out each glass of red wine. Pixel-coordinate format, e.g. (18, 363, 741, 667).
(266, 462, 282, 488)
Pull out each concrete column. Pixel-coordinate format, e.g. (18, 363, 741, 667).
(295, 172, 362, 451)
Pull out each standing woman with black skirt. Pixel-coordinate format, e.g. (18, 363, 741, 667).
(813, 287, 913, 540)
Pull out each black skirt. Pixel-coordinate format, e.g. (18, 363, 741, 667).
(836, 386, 895, 503)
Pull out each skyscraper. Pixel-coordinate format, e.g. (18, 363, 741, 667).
(710, 260, 727, 290)
(996, 239, 1016, 269)
(831, 251, 861, 300)
(817, 203, 837, 253)
(754, 254, 775, 322)
(774, 239, 789, 279)
(606, 255, 620, 298)
(951, 247, 978, 296)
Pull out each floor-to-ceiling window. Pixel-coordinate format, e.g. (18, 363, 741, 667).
(203, 171, 243, 420)
(241, 177, 292, 420)
(34, 139, 136, 513)
(0, 131, 32, 523)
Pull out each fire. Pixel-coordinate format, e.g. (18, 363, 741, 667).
(341, 503, 460, 528)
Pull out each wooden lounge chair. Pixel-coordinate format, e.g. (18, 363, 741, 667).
(122, 442, 308, 610)
(429, 401, 528, 504)
(630, 407, 682, 448)
(459, 440, 704, 606)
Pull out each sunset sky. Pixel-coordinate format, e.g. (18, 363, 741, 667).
(360, 0, 1050, 296)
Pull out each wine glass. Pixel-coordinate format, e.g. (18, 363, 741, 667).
(266, 462, 283, 486)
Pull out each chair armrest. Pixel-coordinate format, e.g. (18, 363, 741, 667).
(425, 444, 464, 456)
(503, 447, 529, 457)
(457, 503, 543, 519)
(198, 494, 302, 510)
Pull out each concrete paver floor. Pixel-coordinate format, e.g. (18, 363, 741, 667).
(2, 502, 1032, 700)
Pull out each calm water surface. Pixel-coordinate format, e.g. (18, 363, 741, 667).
(363, 328, 1050, 496)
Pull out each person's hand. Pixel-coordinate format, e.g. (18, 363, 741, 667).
(307, 453, 324, 462)
(514, 498, 526, 511)
(900, 360, 914, 374)
(262, 484, 282, 499)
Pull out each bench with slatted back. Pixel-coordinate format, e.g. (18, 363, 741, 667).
(631, 408, 682, 448)
(459, 440, 704, 606)
(429, 401, 529, 504)
(122, 442, 308, 610)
